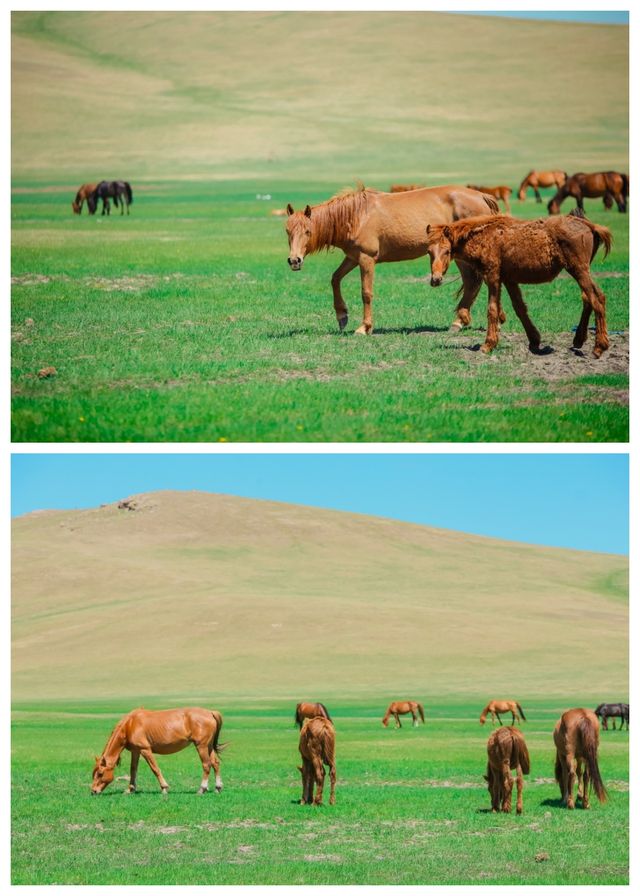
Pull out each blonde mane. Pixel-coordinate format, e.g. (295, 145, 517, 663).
(304, 183, 377, 253)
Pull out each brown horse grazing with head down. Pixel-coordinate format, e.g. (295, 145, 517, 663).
(91, 707, 224, 795)
(382, 701, 425, 728)
(72, 183, 99, 214)
(554, 708, 607, 809)
(548, 171, 628, 215)
(295, 702, 332, 729)
(426, 213, 611, 357)
(298, 717, 336, 805)
(285, 184, 499, 335)
(389, 183, 425, 193)
(479, 700, 526, 726)
(467, 185, 512, 212)
(518, 170, 568, 202)
(485, 726, 530, 814)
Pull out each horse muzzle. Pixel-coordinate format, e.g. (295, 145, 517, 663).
(430, 275, 443, 287)
(288, 256, 303, 271)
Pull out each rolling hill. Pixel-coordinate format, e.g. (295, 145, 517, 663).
(12, 491, 628, 703)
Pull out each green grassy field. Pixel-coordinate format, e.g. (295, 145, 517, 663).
(11, 699, 629, 885)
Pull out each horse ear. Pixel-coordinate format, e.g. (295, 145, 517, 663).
(304, 205, 312, 218)
(426, 224, 431, 235)
(286, 203, 294, 216)
(100, 756, 106, 766)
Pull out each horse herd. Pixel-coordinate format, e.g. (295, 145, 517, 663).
(90, 699, 628, 816)
(72, 180, 133, 216)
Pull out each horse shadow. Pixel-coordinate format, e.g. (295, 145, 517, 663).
(540, 797, 565, 808)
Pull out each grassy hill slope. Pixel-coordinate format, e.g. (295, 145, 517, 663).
(12, 491, 628, 702)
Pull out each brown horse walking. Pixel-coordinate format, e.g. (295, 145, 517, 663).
(479, 700, 526, 726)
(548, 171, 628, 214)
(554, 708, 607, 809)
(518, 169, 568, 202)
(382, 700, 425, 728)
(285, 184, 500, 335)
(467, 184, 512, 212)
(72, 183, 99, 214)
(484, 726, 530, 814)
(91, 707, 224, 795)
(426, 213, 611, 357)
(298, 717, 336, 805)
(294, 702, 332, 729)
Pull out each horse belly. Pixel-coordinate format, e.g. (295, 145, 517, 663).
(500, 234, 561, 283)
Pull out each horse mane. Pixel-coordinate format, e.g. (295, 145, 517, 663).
(430, 215, 509, 248)
(306, 183, 376, 253)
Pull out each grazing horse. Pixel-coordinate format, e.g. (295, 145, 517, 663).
(554, 708, 607, 809)
(518, 170, 568, 202)
(285, 184, 499, 335)
(294, 702, 332, 729)
(594, 702, 629, 731)
(479, 700, 526, 726)
(467, 184, 512, 212)
(389, 183, 425, 192)
(72, 183, 99, 214)
(426, 213, 611, 357)
(382, 700, 425, 728)
(91, 707, 224, 795)
(548, 171, 628, 215)
(88, 180, 134, 216)
(298, 717, 336, 805)
(484, 726, 530, 814)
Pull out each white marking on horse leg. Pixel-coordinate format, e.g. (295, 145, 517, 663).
(215, 773, 223, 792)
(199, 777, 209, 794)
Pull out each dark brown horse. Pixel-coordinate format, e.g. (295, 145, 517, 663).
(426, 213, 612, 357)
(554, 708, 607, 809)
(484, 726, 530, 814)
(295, 702, 332, 728)
(594, 703, 629, 730)
(382, 700, 425, 728)
(298, 717, 336, 805)
(518, 170, 568, 202)
(91, 707, 224, 795)
(88, 180, 134, 216)
(548, 171, 628, 214)
(467, 184, 512, 212)
(285, 184, 499, 334)
(479, 700, 526, 726)
(72, 183, 99, 214)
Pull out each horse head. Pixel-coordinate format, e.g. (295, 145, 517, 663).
(285, 204, 312, 270)
(91, 755, 115, 794)
(71, 199, 81, 214)
(425, 224, 453, 286)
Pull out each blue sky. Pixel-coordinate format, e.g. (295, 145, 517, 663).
(453, 11, 628, 24)
(11, 454, 628, 555)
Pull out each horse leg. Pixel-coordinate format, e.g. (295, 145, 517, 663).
(572, 291, 592, 350)
(496, 713, 503, 726)
(128, 748, 140, 793)
(504, 196, 511, 213)
(412, 710, 419, 728)
(395, 713, 401, 729)
(566, 266, 609, 357)
(210, 747, 223, 792)
(565, 753, 576, 809)
(140, 748, 169, 793)
(354, 255, 375, 335)
(329, 763, 336, 805)
(195, 742, 213, 794)
(450, 260, 488, 331)
(331, 256, 357, 331)
(312, 758, 325, 805)
(504, 281, 541, 351)
(515, 765, 524, 815)
(481, 278, 502, 353)
(613, 191, 626, 212)
(534, 187, 542, 203)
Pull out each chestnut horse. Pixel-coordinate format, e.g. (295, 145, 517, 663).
(548, 171, 628, 215)
(294, 701, 332, 729)
(554, 708, 607, 809)
(518, 169, 568, 202)
(389, 183, 425, 192)
(72, 183, 99, 214)
(426, 213, 611, 357)
(467, 184, 512, 212)
(298, 717, 336, 805)
(484, 726, 530, 814)
(382, 700, 425, 728)
(91, 707, 224, 795)
(479, 700, 526, 726)
(285, 184, 499, 335)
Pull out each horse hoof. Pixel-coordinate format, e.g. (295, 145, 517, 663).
(449, 322, 463, 333)
(215, 785, 223, 793)
(480, 344, 493, 354)
(354, 325, 372, 336)
(338, 315, 348, 331)
(161, 787, 169, 795)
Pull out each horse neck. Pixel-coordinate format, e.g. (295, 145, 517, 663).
(102, 719, 127, 767)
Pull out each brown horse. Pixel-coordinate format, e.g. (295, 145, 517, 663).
(285, 184, 499, 335)
(298, 717, 336, 805)
(479, 700, 526, 726)
(484, 726, 530, 814)
(91, 707, 224, 795)
(554, 708, 607, 809)
(382, 700, 425, 728)
(426, 213, 611, 357)
(467, 184, 512, 212)
(518, 170, 568, 202)
(72, 183, 99, 214)
(295, 702, 332, 729)
(389, 183, 425, 192)
(548, 171, 628, 214)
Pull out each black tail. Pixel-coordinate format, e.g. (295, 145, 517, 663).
(580, 717, 607, 803)
(516, 703, 526, 722)
(210, 711, 226, 755)
(620, 173, 629, 200)
(125, 182, 133, 205)
(294, 705, 302, 728)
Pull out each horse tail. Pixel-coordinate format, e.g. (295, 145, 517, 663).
(418, 703, 425, 723)
(481, 193, 500, 214)
(514, 733, 530, 776)
(209, 711, 226, 755)
(580, 717, 607, 803)
(317, 702, 332, 722)
(554, 750, 563, 788)
(125, 182, 133, 204)
(295, 705, 303, 728)
(516, 703, 526, 722)
(589, 223, 613, 260)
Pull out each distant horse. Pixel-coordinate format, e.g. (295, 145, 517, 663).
(548, 171, 628, 215)
(479, 700, 526, 726)
(554, 708, 607, 809)
(518, 170, 568, 202)
(594, 703, 629, 731)
(295, 702, 332, 729)
(298, 717, 336, 805)
(285, 184, 499, 334)
(426, 213, 612, 357)
(382, 700, 425, 728)
(271, 208, 288, 216)
(467, 184, 512, 212)
(91, 707, 224, 795)
(72, 183, 99, 214)
(88, 180, 133, 216)
(484, 726, 530, 814)
(389, 183, 425, 192)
